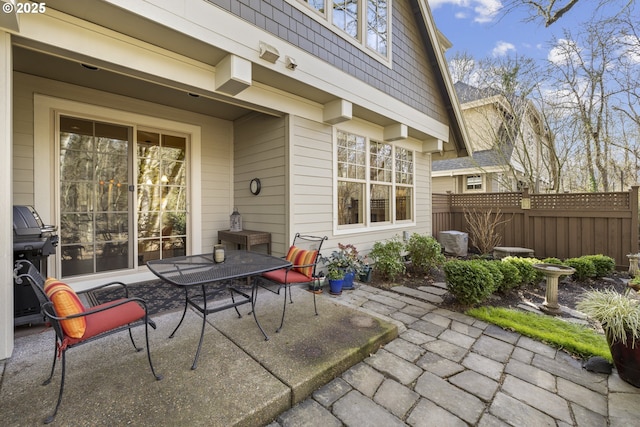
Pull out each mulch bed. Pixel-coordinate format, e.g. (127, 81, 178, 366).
(367, 265, 630, 317)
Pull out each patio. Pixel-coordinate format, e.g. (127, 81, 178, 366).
(0, 286, 397, 426)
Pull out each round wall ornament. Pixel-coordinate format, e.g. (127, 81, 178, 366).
(250, 178, 261, 195)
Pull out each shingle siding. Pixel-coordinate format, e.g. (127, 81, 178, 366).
(206, 0, 448, 124)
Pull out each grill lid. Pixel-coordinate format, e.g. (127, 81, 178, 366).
(13, 205, 58, 254)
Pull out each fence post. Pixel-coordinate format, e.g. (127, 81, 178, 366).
(631, 186, 639, 254)
(521, 188, 530, 249)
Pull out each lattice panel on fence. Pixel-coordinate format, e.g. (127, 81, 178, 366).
(450, 192, 522, 208)
(531, 192, 630, 210)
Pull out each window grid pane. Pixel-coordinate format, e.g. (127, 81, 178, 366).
(333, 0, 358, 38)
(303, 0, 326, 13)
(338, 181, 365, 225)
(467, 175, 482, 190)
(370, 184, 390, 222)
(366, 0, 387, 55)
(370, 140, 392, 182)
(395, 147, 413, 185)
(396, 185, 412, 221)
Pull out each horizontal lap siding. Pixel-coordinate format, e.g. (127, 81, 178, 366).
(290, 116, 333, 251)
(234, 114, 287, 252)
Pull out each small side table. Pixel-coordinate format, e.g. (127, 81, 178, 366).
(218, 229, 272, 254)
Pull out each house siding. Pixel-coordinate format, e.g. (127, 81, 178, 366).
(206, 0, 449, 124)
(289, 116, 334, 252)
(233, 113, 288, 252)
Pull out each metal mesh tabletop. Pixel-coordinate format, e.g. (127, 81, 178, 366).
(146, 251, 291, 286)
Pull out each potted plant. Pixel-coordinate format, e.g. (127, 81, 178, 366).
(335, 243, 365, 290)
(326, 265, 346, 295)
(576, 288, 640, 387)
(359, 255, 374, 283)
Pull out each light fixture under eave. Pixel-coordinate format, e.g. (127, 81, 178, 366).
(259, 42, 280, 63)
(285, 56, 297, 70)
(81, 63, 100, 71)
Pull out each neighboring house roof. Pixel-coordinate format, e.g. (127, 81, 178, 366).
(432, 143, 515, 172)
(453, 81, 499, 104)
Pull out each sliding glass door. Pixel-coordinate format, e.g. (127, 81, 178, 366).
(136, 130, 187, 264)
(59, 116, 132, 276)
(59, 117, 188, 277)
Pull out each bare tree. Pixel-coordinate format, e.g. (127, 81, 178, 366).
(453, 55, 557, 192)
(543, 11, 640, 192)
(501, 0, 632, 27)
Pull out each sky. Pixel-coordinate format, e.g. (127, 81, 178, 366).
(426, 0, 593, 63)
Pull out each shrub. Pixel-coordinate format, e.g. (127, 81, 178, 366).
(541, 257, 563, 265)
(444, 260, 495, 305)
(406, 233, 445, 274)
(369, 237, 406, 281)
(582, 255, 615, 278)
(480, 260, 503, 293)
(502, 256, 539, 285)
(564, 257, 596, 281)
(495, 260, 522, 292)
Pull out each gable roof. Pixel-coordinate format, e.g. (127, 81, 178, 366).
(413, 1, 471, 158)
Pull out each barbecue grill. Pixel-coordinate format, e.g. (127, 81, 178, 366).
(13, 205, 58, 326)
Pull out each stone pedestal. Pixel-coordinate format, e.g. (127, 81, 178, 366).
(627, 254, 640, 277)
(533, 264, 576, 315)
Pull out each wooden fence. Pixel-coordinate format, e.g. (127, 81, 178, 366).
(432, 187, 639, 270)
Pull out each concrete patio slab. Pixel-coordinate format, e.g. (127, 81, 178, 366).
(0, 286, 397, 426)
(214, 287, 398, 405)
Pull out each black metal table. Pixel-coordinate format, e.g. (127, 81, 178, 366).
(147, 251, 291, 369)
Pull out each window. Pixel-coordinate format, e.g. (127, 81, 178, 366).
(297, 0, 390, 58)
(337, 130, 414, 228)
(466, 175, 482, 190)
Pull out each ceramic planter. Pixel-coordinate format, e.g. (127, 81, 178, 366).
(342, 271, 355, 290)
(328, 278, 344, 295)
(608, 333, 640, 387)
(359, 265, 373, 283)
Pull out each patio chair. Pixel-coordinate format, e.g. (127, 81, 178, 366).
(13, 260, 163, 424)
(257, 233, 328, 333)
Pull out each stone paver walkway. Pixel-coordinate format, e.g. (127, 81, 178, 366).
(269, 283, 640, 426)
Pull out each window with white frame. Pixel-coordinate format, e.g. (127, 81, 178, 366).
(466, 175, 482, 190)
(297, 0, 390, 58)
(337, 130, 413, 227)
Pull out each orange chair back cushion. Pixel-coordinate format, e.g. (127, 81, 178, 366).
(44, 278, 87, 338)
(286, 246, 318, 278)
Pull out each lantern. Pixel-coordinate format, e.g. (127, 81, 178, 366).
(230, 207, 242, 232)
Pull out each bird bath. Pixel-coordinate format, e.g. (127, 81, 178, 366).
(627, 254, 640, 277)
(533, 263, 576, 314)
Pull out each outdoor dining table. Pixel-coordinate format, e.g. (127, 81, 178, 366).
(146, 251, 291, 369)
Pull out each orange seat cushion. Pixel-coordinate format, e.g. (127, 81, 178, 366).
(64, 300, 145, 346)
(262, 268, 314, 284)
(44, 278, 87, 338)
(285, 246, 318, 278)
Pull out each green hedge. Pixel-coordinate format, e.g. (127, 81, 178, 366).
(444, 260, 495, 305)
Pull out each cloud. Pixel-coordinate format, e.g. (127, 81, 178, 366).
(492, 41, 515, 57)
(548, 38, 580, 65)
(473, 0, 502, 23)
(428, 0, 502, 24)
